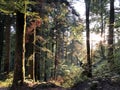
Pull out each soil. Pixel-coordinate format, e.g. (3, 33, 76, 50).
(0, 77, 120, 90)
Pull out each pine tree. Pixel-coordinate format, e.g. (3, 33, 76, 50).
(85, 0, 92, 77)
(0, 13, 5, 73)
(108, 0, 115, 70)
(4, 15, 11, 74)
(12, 11, 25, 89)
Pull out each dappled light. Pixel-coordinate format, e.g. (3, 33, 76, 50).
(0, 0, 120, 90)
(90, 33, 104, 49)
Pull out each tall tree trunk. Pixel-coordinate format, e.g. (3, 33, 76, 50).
(108, 0, 114, 70)
(54, 38, 58, 80)
(85, 0, 92, 77)
(32, 28, 36, 82)
(44, 29, 49, 82)
(51, 42, 55, 78)
(100, 0, 105, 59)
(35, 52, 40, 81)
(12, 11, 25, 89)
(44, 46, 47, 82)
(62, 32, 65, 59)
(4, 15, 11, 74)
(0, 14, 5, 72)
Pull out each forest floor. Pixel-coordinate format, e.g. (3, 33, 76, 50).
(72, 76, 120, 90)
(0, 76, 120, 90)
(0, 73, 120, 90)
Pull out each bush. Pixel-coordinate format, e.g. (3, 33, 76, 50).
(57, 64, 85, 88)
(93, 61, 111, 77)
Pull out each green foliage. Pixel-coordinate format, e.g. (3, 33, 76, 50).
(0, 0, 15, 14)
(92, 58, 120, 78)
(0, 0, 37, 15)
(57, 63, 85, 88)
(113, 47, 120, 74)
(71, 24, 84, 39)
(93, 61, 111, 77)
(115, 14, 120, 28)
(91, 0, 108, 15)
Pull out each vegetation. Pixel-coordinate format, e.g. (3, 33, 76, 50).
(0, 0, 120, 90)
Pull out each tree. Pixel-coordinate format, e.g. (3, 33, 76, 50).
(12, 0, 30, 88)
(11, 0, 41, 88)
(0, 13, 5, 72)
(108, 0, 114, 70)
(4, 15, 11, 74)
(35, 0, 81, 81)
(12, 11, 25, 89)
(99, 0, 106, 59)
(85, 0, 92, 77)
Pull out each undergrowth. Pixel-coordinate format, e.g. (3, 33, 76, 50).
(0, 72, 13, 87)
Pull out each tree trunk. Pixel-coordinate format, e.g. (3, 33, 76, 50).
(32, 28, 36, 82)
(108, 0, 114, 70)
(54, 37, 58, 80)
(85, 0, 92, 77)
(4, 15, 11, 74)
(35, 53, 40, 81)
(100, 0, 105, 59)
(0, 14, 5, 72)
(44, 50, 47, 82)
(12, 11, 25, 89)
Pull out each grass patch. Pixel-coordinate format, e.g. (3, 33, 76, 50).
(0, 72, 13, 87)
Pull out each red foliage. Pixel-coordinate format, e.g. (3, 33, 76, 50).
(36, 19, 41, 27)
(25, 19, 42, 43)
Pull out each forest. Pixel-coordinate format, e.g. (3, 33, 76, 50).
(0, 0, 120, 90)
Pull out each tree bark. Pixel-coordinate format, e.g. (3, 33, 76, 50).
(100, 0, 105, 59)
(32, 28, 36, 82)
(0, 14, 5, 72)
(4, 15, 11, 74)
(108, 0, 114, 70)
(12, 11, 25, 89)
(85, 0, 92, 77)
